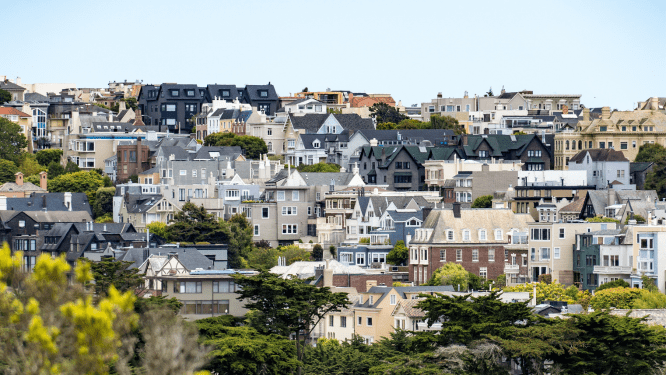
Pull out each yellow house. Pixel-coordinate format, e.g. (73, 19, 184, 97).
(554, 107, 666, 169)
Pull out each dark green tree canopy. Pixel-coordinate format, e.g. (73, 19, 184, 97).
(369, 102, 407, 124)
(472, 195, 493, 208)
(0, 159, 18, 184)
(297, 162, 340, 173)
(0, 89, 11, 105)
(0, 117, 28, 164)
(203, 132, 267, 159)
(35, 149, 63, 167)
(387, 240, 408, 266)
(88, 258, 143, 296)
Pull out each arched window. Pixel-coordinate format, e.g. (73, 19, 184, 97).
(578, 140, 582, 149)
(572, 141, 576, 150)
(565, 141, 569, 150)
(267, 142, 273, 152)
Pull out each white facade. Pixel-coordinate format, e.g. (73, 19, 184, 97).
(282, 98, 327, 115)
(517, 170, 588, 187)
(567, 153, 632, 189)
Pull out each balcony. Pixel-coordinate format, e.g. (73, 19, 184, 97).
(593, 266, 632, 275)
(504, 264, 520, 273)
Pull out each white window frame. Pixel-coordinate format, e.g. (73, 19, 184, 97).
(277, 191, 285, 201)
(254, 225, 260, 236)
(292, 191, 299, 201)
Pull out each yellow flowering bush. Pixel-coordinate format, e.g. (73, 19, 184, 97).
(504, 281, 591, 308)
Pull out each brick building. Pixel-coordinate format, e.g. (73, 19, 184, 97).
(409, 204, 533, 285)
(116, 139, 151, 182)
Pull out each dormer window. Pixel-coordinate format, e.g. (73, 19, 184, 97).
(222, 90, 230, 97)
(186, 90, 195, 97)
(259, 90, 268, 97)
(313, 139, 320, 148)
(170, 90, 179, 97)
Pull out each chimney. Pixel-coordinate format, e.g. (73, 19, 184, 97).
(119, 100, 126, 111)
(601, 106, 610, 120)
(39, 171, 48, 191)
(64, 192, 72, 211)
(323, 259, 333, 287)
(437, 92, 443, 99)
(453, 202, 461, 218)
(370, 138, 378, 147)
(583, 108, 590, 122)
(15, 172, 23, 186)
(168, 251, 178, 260)
(366, 280, 378, 292)
(348, 92, 354, 105)
(651, 97, 659, 110)
(133, 109, 145, 126)
(0, 196, 6, 211)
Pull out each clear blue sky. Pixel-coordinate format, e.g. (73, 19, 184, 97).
(3, 0, 664, 110)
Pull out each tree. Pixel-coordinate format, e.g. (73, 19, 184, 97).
(387, 240, 409, 266)
(505, 281, 591, 306)
(123, 97, 138, 111)
(146, 221, 168, 239)
(47, 161, 65, 179)
(245, 246, 282, 270)
(48, 170, 105, 193)
(472, 195, 493, 208)
(551, 311, 666, 375)
(596, 278, 630, 291)
(64, 161, 80, 174)
(203, 132, 267, 159)
(88, 258, 143, 296)
(35, 149, 63, 167)
(329, 245, 336, 259)
(376, 122, 396, 130)
(635, 143, 666, 163)
(0, 159, 18, 184)
(369, 102, 407, 124)
(234, 270, 351, 374)
(0, 89, 11, 105)
(0, 117, 28, 164)
(93, 186, 115, 218)
(396, 119, 422, 129)
(200, 325, 298, 375)
(430, 114, 466, 135)
(312, 244, 324, 261)
(18, 154, 46, 177)
(166, 202, 224, 243)
(224, 213, 254, 268)
(425, 263, 470, 290)
(134, 296, 183, 315)
(297, 162, 340, 173)
(279, 244, 311, 265)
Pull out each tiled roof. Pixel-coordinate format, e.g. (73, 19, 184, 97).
(5, 193, 91, 214)
(118, 247, 213, 270)
(0, 107, 30, 117)
(630, 162, 654, 173)
(0, 81, 25, 91)
(0, 181, 46, 193)
(350, 96, 396, 108)
(559, 195, 587, 213)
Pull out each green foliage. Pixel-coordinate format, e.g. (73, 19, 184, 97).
(128, 174, 138, 183)
(495, 274, 507, 288)
(245, 246, 281, 270)
(429, 114, 466, 134)
(471, 195, 493, 208)
(504, 281, 591, 305)
(0, 89, 11, 105)
(538, 273, 552, 284)
(297, 162, 340, 173)
(234, 270, 351, 370)
(279, 244, 311, 265)
(312, 244, 323, 261)
(376, 122, 397, 130)
(134, 296, 183, 315)
(146, 221, 168, 238)
(633, 289, 666, 309)
(64, 161, 80, 174)
(88, 258, 143, 296)
(425, 262, 470, 289)
(635, 143, 666, 163)
(589, 287, 641, 309)
(200, 325, 298, 375)
(397, 119, 422, 129)
(369, 102, 407, 124)
(93, 186, 115, 218)
(329, 245, 336, 258)
(93, 102, 111, 110)
(551, 311, 666, 374)
(626, 214, 647, 223)
(47, 161, 65, 179)
(0, 117, 28, 164)
(642, 275, 658, 292)
(596, 279, 630, 291)
(18, 154, 46, 177)
(48, 170, 105, 193)
(387, 240, 409, 266)
(94, 213, 113, 223)
(0, 159, 18, 184)
(25, 174, 39, 185)
(585, 215, 621, 223)
(35, 149, 63, 167)
(203, 132, 267, 159)
(123, 97, 138, 111)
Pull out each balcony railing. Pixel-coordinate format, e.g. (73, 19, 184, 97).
(504, 264, 520, 273)
(593, 266, 632, 274)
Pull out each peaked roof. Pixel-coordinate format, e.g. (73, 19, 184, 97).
(5, 193, 91, 214)
(569, 149, 629, 163)
(0, 107, 30, 117)
(288, 113, 374, 133)
(461, 134, 539, 158)
(118, 247, 214, 270)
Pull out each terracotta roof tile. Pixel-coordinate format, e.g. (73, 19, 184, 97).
(0, 107, 30, 117)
